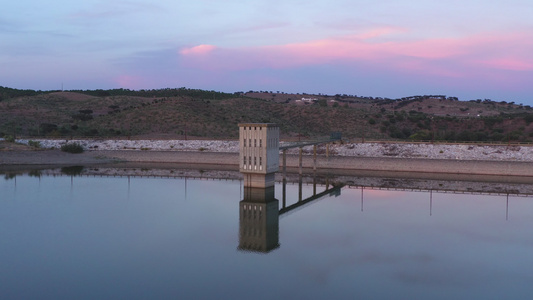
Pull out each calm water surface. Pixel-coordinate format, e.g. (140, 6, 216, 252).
(1, 171, 533, 299)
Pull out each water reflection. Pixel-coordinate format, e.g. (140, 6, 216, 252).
(238, 187, 279, 253)
(3, 167, 533, 299)
(239, 174, 344, 253)
(60, 166, 84, 176)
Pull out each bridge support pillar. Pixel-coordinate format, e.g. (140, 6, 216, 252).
(313, 172, 317, 196)
(313, 145, 317, 172)
(298, 175, 302, 202)
(299, 147, 303, 175)
(282, 149, 286, 175)
(282, 177, 286, 208)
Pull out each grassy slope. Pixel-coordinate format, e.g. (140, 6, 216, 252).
(1, 90, 532, 141)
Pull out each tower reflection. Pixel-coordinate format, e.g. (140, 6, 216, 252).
(238, 187, 280, 253)
(238, 174, 344, 253)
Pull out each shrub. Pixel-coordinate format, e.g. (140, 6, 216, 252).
(61, 143, 84, 153)
(524, 114, 533, 125)
(28, 140, 41, 148)
(39, 123, 58, 134)
(409, 131, 430, 140)
(4, 135, 15, 143)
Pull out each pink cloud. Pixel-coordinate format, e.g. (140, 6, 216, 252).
(177, 28, 533, 86)
(115, 75, 147, 89)
(392, 59, 465, 78)
(475, 58, 533, 71)
(180, 44, 217, 55)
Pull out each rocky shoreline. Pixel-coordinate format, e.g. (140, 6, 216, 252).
(11, 138, 533, 161)
(2, 139, 533, 177)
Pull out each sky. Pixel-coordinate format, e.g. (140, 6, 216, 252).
(1, 0, 533, 103)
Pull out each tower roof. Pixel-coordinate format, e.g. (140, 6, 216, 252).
(238, 123, 278, 128)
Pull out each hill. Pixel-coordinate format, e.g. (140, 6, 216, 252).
(1, 87, 532, 142)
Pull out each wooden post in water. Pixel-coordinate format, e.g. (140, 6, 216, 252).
(326, 143, 330, 158)
(298, 175, 302, 202)
(313, 145, 317, 172)
(283, 149, 287, 175)
(282, 177, 287, 208)
(299, 147, 303, 175)
(313, 172, 317, 196)
(282, 149, 287, 208)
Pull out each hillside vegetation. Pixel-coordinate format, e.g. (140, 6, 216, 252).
(1, 86, 533, 142)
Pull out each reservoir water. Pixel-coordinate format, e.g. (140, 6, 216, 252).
(1, 167, 533, 299)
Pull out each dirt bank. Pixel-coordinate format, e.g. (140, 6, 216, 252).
(2, 146, 533, 177)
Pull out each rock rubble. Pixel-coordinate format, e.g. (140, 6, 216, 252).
(15, 139, 533, 162)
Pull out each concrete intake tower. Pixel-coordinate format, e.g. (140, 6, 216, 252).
(239, 123, 279, 188)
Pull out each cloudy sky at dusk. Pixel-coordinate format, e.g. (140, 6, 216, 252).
(2, 0, 533, 103)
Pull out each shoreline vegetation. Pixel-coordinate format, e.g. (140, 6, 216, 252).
(2, 139, 533, 178)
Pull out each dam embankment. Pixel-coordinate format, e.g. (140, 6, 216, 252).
(5, 139, 533, 177)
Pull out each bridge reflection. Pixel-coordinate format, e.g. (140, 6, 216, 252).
(238, 175, 343, 253)
(237, 171, 533, 253)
